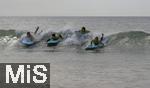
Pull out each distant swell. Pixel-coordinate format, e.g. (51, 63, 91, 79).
(108, 31, 150, 48)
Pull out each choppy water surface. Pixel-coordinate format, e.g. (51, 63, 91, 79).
(0, 17, 150, 88)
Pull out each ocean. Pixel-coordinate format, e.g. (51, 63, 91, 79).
(0, 16, 150, 88)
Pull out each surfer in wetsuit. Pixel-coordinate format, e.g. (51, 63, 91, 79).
(47, 33, 63, 41)
(91, 36, 100, 45)
(79, 27, 90, 34)
(26, 32, 34, 41)
(51, 34, 59, 40)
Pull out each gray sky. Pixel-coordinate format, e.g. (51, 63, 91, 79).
(0, 0, 149, 16)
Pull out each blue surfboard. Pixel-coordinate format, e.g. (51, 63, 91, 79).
(85, 43, 104, 50)
(47, 39, 60, 47)
(21, 37, 35, 46)
(85, 37, 108, 50)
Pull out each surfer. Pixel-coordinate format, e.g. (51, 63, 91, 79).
(51, 34, 58, 40)
(26, 32, 34, 41)
(46, 33, 63, 47)
(91, 35, 105, 45)
(25, 26, 40, 41)
(79, 27, 90, 34)
(91, 36, 100, 45)
(47, 33, 63, 41)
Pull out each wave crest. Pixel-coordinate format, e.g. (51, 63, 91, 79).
(108, 31, 150, 48)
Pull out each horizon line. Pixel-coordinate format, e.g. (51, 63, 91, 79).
(0, 16, 150, 17)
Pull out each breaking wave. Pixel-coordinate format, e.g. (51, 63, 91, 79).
(0, 29, 150, 50)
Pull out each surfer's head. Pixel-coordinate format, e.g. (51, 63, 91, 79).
(81, 27, 86, 32)
(102, 33, 104, 37)
(27, 32, 31, 37)
(52, 33, 56, 37)
(95, 36, 99, 40)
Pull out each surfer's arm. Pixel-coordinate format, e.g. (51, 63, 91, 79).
(91, 40, 94, 45)
(34, 26, 39, 34)
(47, 39, 50, 42)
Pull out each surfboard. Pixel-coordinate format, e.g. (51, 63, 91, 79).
(47, 39, 60, 47)
(85, 43, 104, 50)
(21, 37, 35, 46)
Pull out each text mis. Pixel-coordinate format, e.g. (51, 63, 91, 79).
(6, 65, 48, 83)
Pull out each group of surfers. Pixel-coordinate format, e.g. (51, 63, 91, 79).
(25, 26, 104, 46)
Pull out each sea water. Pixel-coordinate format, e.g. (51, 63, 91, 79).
(0, 16, 150, 88)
